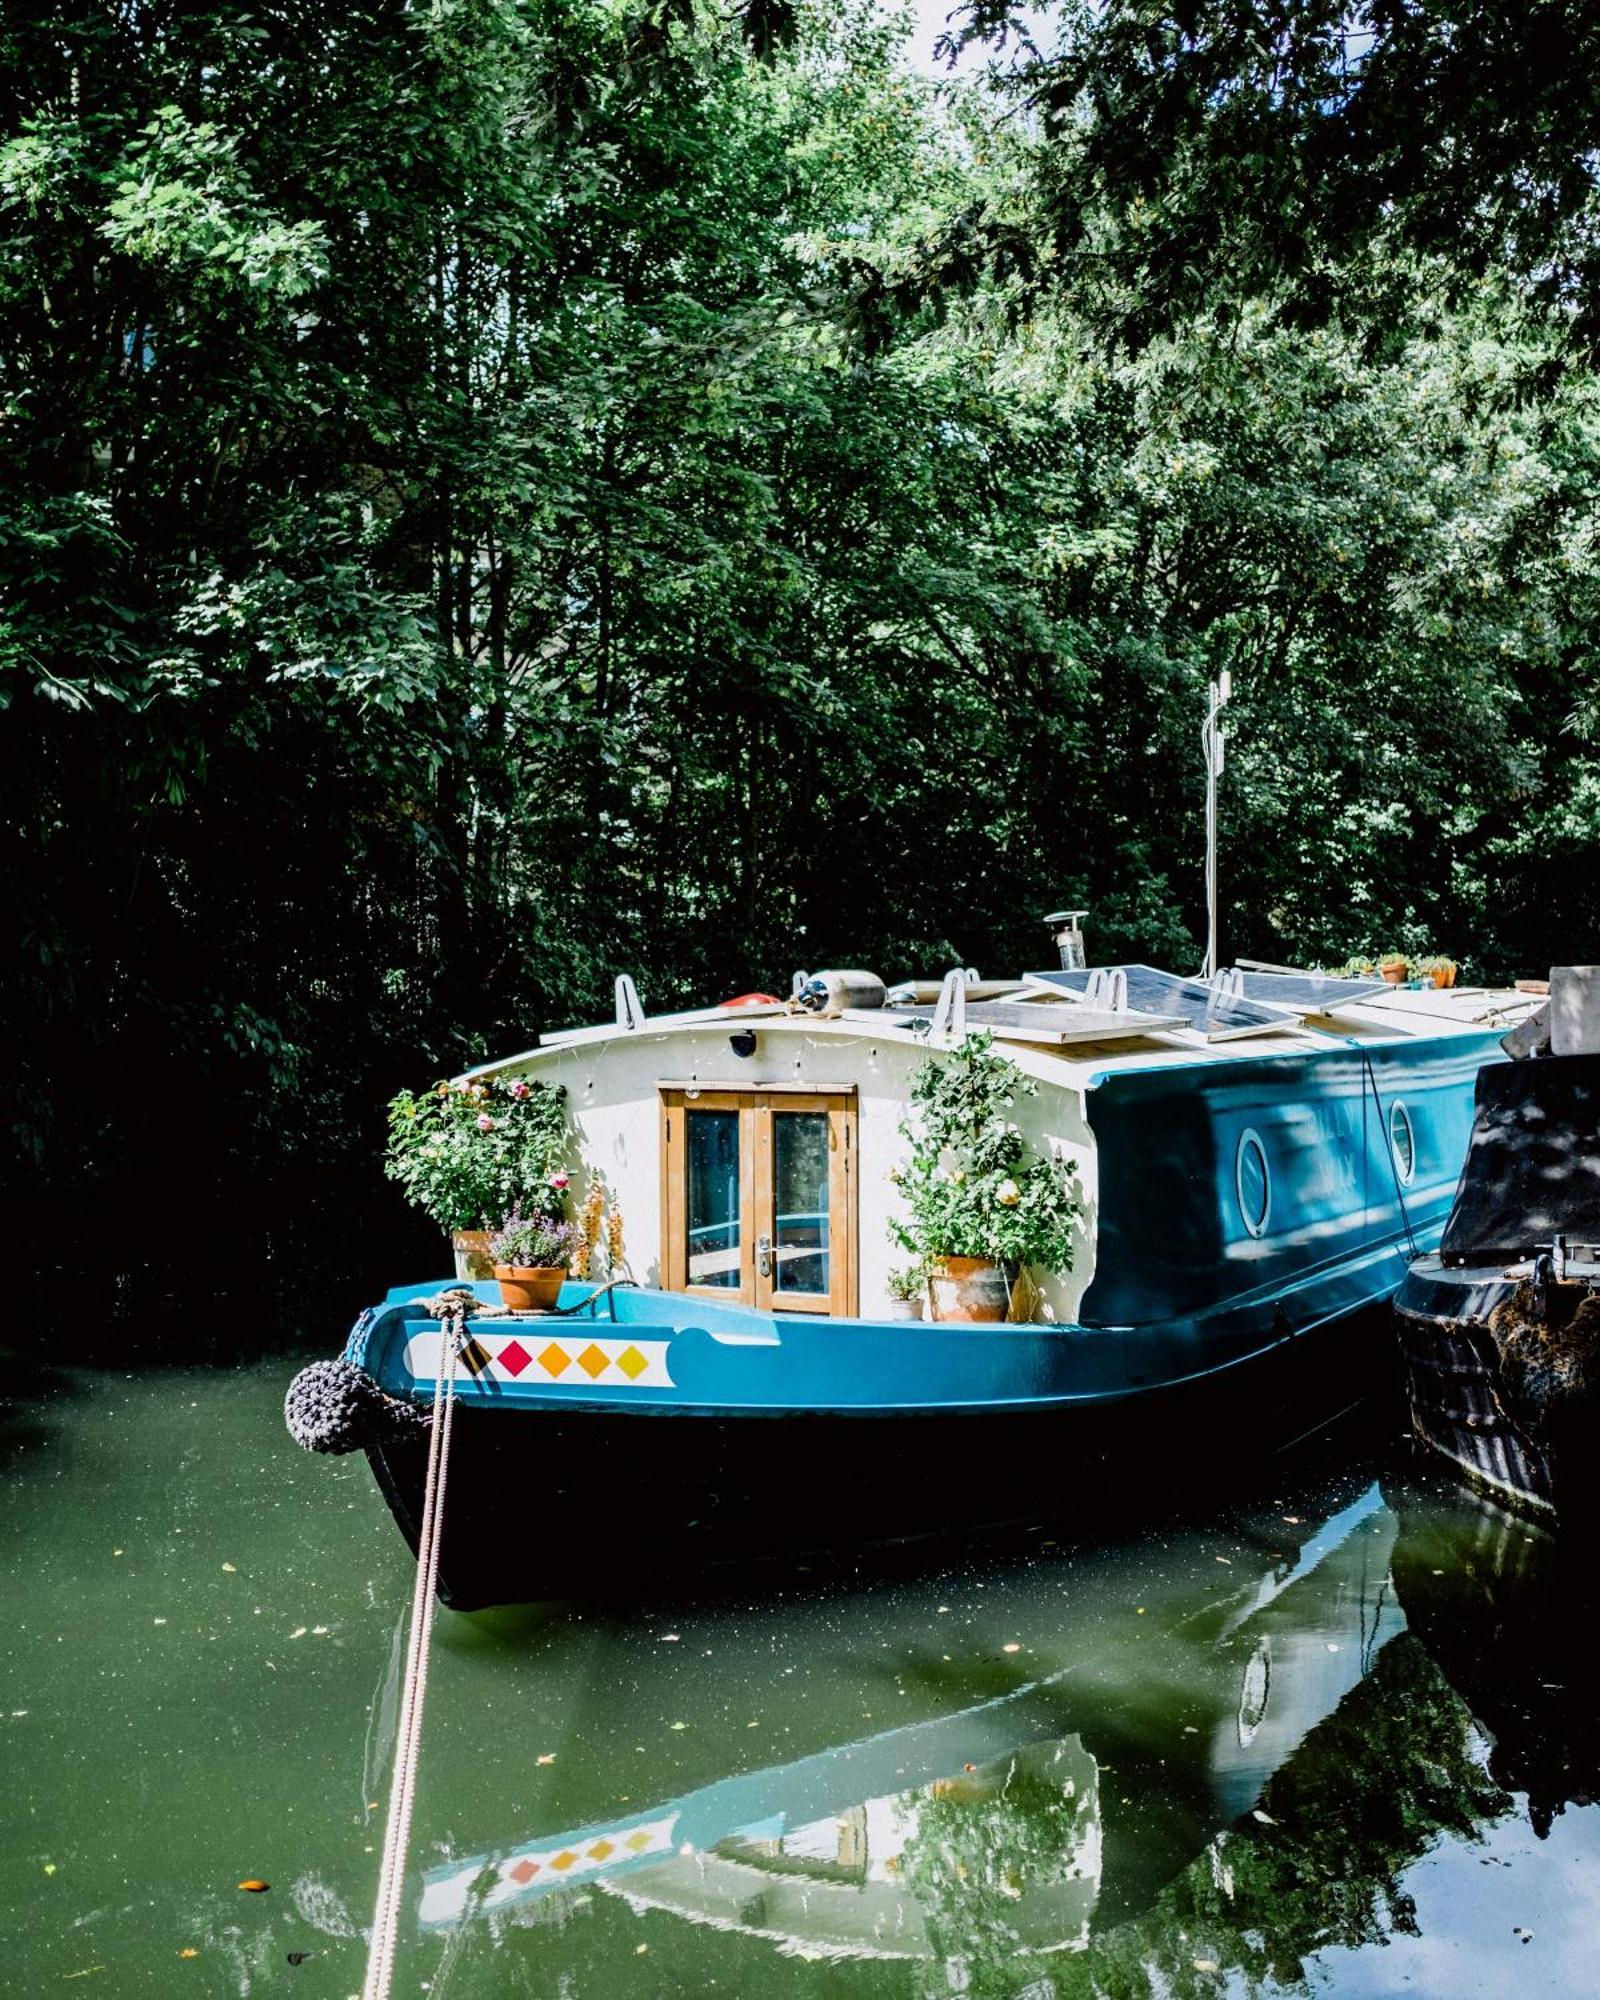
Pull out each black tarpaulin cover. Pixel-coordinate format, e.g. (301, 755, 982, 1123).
(1440, 1053, 1600, 1265)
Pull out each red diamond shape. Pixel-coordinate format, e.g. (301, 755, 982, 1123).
(507, 1858, 539, 1884)
(498, 1339, 532, 1378)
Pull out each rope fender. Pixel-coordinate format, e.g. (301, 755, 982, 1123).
(286, 1289, 490, 1455)
(284, 1359, 429, 1455)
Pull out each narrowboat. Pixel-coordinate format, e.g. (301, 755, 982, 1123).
(289, 953, 1536, 1606)
(1394, 967, 1600, 1515)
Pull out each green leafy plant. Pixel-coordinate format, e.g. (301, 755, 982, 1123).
(886, 1263, 925, 1304)
(385, 1075, 570, 1234)
(890, 1035, 1080, 1273)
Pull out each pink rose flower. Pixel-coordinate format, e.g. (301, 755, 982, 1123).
(509, 1079, 530, 1100)
(477, 1114, 495, 1133)
(548, 1172, 570, 1190)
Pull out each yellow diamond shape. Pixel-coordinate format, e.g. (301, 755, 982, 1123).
(624, 1829, 653, 1852)
(550, 1850, 578, 1872)
(616, 1345, 649, 1381)
(538, 1343, 572, 1377)
(587, 1838, 616, 1862)
(576, 1342, 610, 1380)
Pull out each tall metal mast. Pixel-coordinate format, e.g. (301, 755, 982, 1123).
(1201, 670, 1231, 978)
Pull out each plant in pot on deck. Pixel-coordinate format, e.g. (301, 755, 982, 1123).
(385, 1074, 571, 1276)
(891, 1033, 1081, 1323)
(488, 1210, 585, 1312)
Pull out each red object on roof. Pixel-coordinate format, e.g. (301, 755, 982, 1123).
(720, 992, 781, 1010)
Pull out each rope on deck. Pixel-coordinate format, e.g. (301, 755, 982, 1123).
(360, 1297, 466, 2000)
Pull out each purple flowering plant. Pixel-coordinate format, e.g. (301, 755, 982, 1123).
(489, 1211, 585, 1272)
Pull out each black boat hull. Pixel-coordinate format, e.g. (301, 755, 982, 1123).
(365, 1310, 1394, 1608)
(1394, 1256, 1600, 1516)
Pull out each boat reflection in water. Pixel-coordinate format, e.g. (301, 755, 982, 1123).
(1389, 1479, 1600, 1842)
(421, 1703, 1101, 1964)
(417, 1477, 1557, 1989)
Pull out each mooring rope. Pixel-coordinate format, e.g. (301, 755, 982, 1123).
(360, 1299, 465, 2000)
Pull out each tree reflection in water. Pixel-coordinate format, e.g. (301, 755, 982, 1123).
(1046, 1637, 1508, 2000)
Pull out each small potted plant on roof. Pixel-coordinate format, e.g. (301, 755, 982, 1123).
(1378, 952, 1410, 986)
(488, 1207, 584, 1312)
(1415, 954, 1458, 989)
(385, 1072, 571, 1277)
(891, 1034, 1081, 1323)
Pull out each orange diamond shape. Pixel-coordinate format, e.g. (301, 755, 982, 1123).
(550, 1850, 578, 1872)
(538, 1343, 572, 1377)
(624, 1829, 653, 1852)
(576, 1342, 610, 1379)
(587, 1838, 616, 1862)
(616, 1345, 649, 1381)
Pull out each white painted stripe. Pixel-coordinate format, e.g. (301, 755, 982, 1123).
(401, 1329, 674, 1389)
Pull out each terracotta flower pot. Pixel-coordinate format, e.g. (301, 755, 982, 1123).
(927, 1255, 1009, 1323)
(1379, 963, 1408, 985)
(451, 1229, 495, 1280)
(494, 1265, 566, 1312)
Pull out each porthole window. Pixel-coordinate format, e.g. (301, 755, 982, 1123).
(1235, 1128, 1271, 1239)
(1389, 1099, 1416, 1186)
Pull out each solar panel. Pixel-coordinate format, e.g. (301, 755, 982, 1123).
(1024, 964, 1305, 1041)
(878, 998, 1189, 1047)
(1232, 971, 1387, 1012)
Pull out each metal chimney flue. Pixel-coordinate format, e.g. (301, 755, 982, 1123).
(1045, 909, 1088, 972)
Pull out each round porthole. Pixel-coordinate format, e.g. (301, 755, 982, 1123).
(1237, 1636, 1272, 1747)
(1235, 1128, 1271, 1239)
(1389, 1099, 1416, 1185)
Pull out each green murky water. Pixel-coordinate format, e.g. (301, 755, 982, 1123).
(4, 1350, 1597, 1998)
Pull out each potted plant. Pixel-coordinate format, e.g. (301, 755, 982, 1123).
(488, 1211, 584, 1312)
(385, 1074, 571, 1276)
(1415, 955, 1458, 989)
(890, 1034, 1081, 1324)
(885, 1265, 925, 1321)
(1378, 952, 1410, 986)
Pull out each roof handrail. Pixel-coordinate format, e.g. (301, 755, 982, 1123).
(614, 975, 644, 1031)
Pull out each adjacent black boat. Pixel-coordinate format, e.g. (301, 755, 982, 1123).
(1394, 1034, 1600, 1515)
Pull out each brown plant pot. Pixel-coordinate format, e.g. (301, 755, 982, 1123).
(494, 1266, 566, 1312)
(1430, 964, 1457, 989)
(1379, 964, 1408, 985)
(927, 1255, 1009, 1324)
(451, 1229, 495, 1281)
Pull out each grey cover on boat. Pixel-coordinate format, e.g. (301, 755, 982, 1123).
(1439, 1053, 1600, 1265)
(1551, 965, 1600, 1056)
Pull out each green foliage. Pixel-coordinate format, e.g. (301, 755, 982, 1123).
(891, 1034, 1080, 1271)
(898, 1755, 1095, 1997)
(384, 1076, 570, 1235)
(3, 0, 1599, 1309)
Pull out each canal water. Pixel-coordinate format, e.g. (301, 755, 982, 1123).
(4, 1347, 1597, 1999)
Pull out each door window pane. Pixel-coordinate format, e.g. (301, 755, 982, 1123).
(687, 1109, 741, 1287)
(773, 1112, 830, 1295)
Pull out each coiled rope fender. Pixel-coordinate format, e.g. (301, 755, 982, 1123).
(284, 1359, 428, 1455)
(361, 1296, 469, 2000)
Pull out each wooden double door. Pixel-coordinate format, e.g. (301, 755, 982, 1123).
(660, 1087, 857, 1315)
